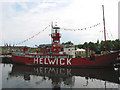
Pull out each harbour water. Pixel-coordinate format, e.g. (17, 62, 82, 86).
(1, 57, 120, 89)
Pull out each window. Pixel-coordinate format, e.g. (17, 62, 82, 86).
(55, 29, 57, 33)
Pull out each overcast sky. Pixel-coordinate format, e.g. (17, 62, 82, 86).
(0, 0, 119, 46)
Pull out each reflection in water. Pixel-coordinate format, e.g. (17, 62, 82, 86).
(9, 65, 75, 88)
(1, 56, 119, 88)
(3, 64, 119, 88)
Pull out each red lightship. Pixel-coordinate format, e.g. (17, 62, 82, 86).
(12, 5, 120, 67)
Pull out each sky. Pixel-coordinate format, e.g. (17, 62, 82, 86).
(0, 0, 119, 47)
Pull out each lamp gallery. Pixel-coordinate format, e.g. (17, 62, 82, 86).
(34, 58, 72, 65)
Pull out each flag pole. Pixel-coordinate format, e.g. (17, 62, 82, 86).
(102, 5, 107, 54)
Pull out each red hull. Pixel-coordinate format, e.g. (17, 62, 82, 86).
(12, 51, 119, 67)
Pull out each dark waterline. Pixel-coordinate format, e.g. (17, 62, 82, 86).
(1, 57, 120, 89)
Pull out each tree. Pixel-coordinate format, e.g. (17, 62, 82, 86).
(112, 39, 120, 51)
(88, 42, 98, 51)
(77, 44, 83, 49)
(100, 40, 105, 51)
(106, 40, 112, 52)
(62, 41, 73, 45)
(83, 42, 88, 48)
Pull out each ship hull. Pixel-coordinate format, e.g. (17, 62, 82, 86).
(12, 51, 119, 67)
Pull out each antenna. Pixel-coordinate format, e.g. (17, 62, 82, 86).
(51, 21, 53, 29)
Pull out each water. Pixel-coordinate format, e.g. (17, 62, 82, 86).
(1, 57, 120, 89)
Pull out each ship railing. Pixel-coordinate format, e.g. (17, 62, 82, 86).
(12, 52, 25, 56)
(12, 52, 70, 58)
(12, 52, 34, 57)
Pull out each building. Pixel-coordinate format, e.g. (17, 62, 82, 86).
(76, 48, 85, 55)
(63, 45, 75, 58)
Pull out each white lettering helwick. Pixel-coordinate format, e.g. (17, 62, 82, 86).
(67, 58, 72, 65)
(60, 58, 65, 65)
(33, 58, 72, 65)
(34, 58, 38, 64)
(44, 58, 48, 64)
(48, 58, 56, 65)
(56, 58, 58, 65)
(39, 58, 43, 64)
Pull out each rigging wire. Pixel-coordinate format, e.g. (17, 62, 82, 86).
(106, 30, 110, 40)
(99, 30, 104, 41)
(105, 22, 114, 39)
(107, 28, 114, 39)
(15, 25, 50, 45)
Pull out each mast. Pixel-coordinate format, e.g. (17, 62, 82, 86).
(102, 5, 107, 54)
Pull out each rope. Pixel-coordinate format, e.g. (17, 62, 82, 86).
(61, 23, 101, 31)
(15, 25, 50, 45)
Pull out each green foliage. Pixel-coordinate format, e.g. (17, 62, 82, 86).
(75, 53, 85, 57)
(62, 41, 73, 45)
(75, 39, 120, 52)
(99, 39, 120, 51)
(88, 42, 98, 51)
(83, 42, 88, 48)
(112, 39, 120, 51)
(77, 44, 83, 49)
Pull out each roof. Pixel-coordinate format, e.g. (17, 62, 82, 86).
(64, 45, 75, 48)
(76, 48, 85, 52)
(53, 27, 60, 29)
